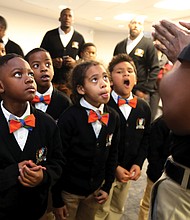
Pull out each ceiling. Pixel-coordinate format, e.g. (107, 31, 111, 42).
(1, 0, 190, 33)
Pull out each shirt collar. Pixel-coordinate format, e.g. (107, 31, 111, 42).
(36, 83, 53, 97)
(58, 26, 74, 36)
(111, 90, 133, 103)
(1, 101, 31, 122)
(80, 97, 104, 114)
(2, 35, 8, 45)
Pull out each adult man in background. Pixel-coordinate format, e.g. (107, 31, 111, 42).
(40, 8, 85, 95)
(114, 17, 159, 121)
(0, 16, 24, 57)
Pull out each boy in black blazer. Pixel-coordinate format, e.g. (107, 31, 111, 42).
(0, 54, 64, 220)
(25, 48, 72, 122)
(96, 53, 151, 220)
(52, 60, 120, 220)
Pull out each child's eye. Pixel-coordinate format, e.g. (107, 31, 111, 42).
(33, 64, 39, 69)
(103, 75, 109, 81)
(28, 72, 34, 77)
(45, 62, 51, 67)
(14, 72, 22, 78)
(91, 77, 97, 83)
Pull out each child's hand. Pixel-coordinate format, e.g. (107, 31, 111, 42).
(94, 190, 108, 204)
(18, 161, 46, 187)
(115, 165, 130, 182)
(53, 205, 69, 220)
(129, 164, 141, 181)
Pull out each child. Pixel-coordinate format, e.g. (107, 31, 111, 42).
(96, 53, 151, 220)
(0, 53, 64, 220)
(51, 60, 120, 220)
(79, 42, 97, 62)
(25, 48, 72, 121)
(0, 40, 6, 57)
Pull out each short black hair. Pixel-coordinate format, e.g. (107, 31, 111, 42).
(0, 53, 21, 67)
(25, 47, 49, 62)
(0, 16, 7, 29)
(108, 53, 137, 75)
(81, 42, 96, 53)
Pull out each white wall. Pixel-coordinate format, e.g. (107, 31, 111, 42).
(1, 7, 126, 65)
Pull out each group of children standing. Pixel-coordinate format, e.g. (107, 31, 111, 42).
(0, 44, 155, 220)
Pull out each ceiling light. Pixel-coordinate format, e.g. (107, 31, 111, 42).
(114, 13, 146, 21)
(95, 17, 103, 21)
(154, 0, 190, 10)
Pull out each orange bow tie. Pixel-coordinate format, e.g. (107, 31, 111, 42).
(32, 95, 51, 105)
(118, 96, 137, 108)
(9, 114, 36, 133)
(88, 110, 109, 126)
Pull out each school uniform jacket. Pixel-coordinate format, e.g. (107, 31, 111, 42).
(36, 88, 72, 121)
(108, 96, 151, 170)
(52, 104, 120, 208)
(5, 39, 24, 57)
(114, 36, 159, 94)
(40, 28, 85, 83)
(0, 105, 64, 220)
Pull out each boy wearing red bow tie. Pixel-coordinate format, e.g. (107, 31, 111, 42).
(51, 60, 120, 220)
(96, 53, 151, 220)
(25, 48, 72, 122)
(0, 53, 64, 219)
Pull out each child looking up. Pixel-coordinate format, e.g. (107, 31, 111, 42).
(96, 53, 151, 220)
(0, 54, 64, 219)
(52, 60, 120, 220)
(25, 48, 72, 121)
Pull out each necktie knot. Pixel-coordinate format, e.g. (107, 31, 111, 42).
(88, 110, 109, 126)
(9, 114, 36, 133)
(118, 96, 137, 108)
(32, 95, 51, 105)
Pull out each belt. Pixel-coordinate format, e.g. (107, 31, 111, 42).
(165, 156, 190, 189)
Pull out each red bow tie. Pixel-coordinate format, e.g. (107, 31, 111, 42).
(32, 95, 51, 105)
(9, 114, 36, 133)
(118, 96, 137, 108)
(88, 110, 109, 126)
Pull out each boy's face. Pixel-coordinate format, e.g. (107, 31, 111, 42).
(81, 46, 97, 61)
(0, 57, 36, 103)
(111, 61, 137, 98)
(27, 51, 54, 92)
(77, 65, 111, 108)
(0, 43, 6, 57)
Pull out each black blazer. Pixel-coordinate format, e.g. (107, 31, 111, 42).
(52, 104, 120, 208)
(114, 36, 159, 93)
(108, 95, 151, 170)
(40, 28, 85, 83)
(35, 88, 72, 121)
(0, 105, 64, 220)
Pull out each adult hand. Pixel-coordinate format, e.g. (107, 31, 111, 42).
(152, 20, 190, 63)
(53, 57, 63, 69)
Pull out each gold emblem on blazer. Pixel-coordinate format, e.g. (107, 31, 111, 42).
(72, 41, 79, 49)
(134, 48, 144, 57)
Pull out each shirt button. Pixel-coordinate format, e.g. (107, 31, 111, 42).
(96, 143, 100, 147)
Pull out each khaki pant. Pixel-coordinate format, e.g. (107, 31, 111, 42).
(138, 177, 154, 220)
(95, 180, 130, 220)
(61, 190, 101, 220)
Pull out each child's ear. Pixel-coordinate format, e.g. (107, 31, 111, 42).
(77, 85, 85, 95)
(0, 81, 4, 94)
